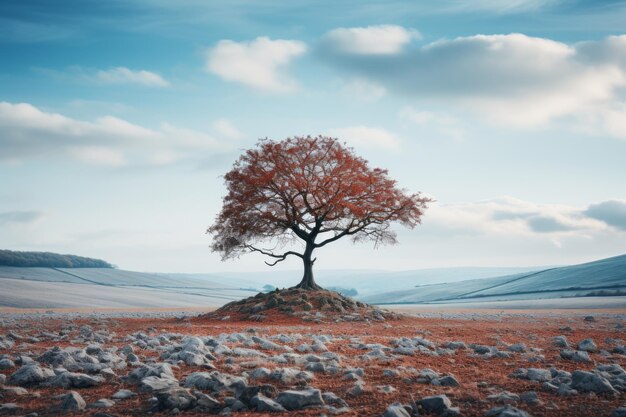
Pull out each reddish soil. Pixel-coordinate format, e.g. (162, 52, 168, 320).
(0, 309, 624, 416)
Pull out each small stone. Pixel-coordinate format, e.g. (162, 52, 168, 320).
(58, 391, 86, 411)
(584, 316, 596, 322)
(0, 403, 21, 415)
(612, 407, 626, 417)
(2, 387, 28, 396)
(507, 343, 527, 353)
(383, 403, 411, 417)
(560, 350, 592, 362)
(419, 394, 452, 415)
(276, 388, 325, 410)
(485, 405, 530, 417)
(570, 370, 615, 393)
(251, 394, 286, 412)
(487, 391, 520, 404)
(519, 391, 541, 405)
(139, 376, 179, 393)
(578, 338, 598, 353)
(112, 389, 136, 400)
(0, 359, 15, 370)
(87, 399, 116, 409)
(435, 375, 460, 387)
(155, 387, 196, 411)
(553, 336, 569, 348)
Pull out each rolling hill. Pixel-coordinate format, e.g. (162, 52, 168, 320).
(361, 254, 626, 305)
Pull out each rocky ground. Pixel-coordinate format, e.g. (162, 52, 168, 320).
(0, 306, 625, 416)
(204, 288, 401, 323)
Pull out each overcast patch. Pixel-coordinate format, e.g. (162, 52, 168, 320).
(319, 32, 626, 134)
(206, 36, 307, 93)
(584, 200, 626, 230)
(0, 211, 43, 225)
(0, 101, 230, 166)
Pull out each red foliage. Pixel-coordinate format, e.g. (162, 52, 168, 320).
(208, 136, 431, 287)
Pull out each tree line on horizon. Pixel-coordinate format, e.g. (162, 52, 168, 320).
(0, 250, 113, 268)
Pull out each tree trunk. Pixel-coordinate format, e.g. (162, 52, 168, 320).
(295, 243, 321, 290)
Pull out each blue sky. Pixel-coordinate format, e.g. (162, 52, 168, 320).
(1, 0, 625, 273)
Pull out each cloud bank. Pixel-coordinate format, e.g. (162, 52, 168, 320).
(427, 197, 626, 239)
(206, 36, 307, 93)
(0, 101, 230, 166)
(319, 30, 626, 136)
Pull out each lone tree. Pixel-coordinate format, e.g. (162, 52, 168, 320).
(208, 136, 431, 290)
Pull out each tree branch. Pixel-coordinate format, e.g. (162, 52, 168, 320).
(245, 245, 303, 266)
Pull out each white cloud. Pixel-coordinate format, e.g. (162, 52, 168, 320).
(322, 32, 626, 136)
(585, 200, 626, 231)
(94, 67, 169, 87)
(426, 197, 612, 238)
(0, 101, 227, 166)
(400, 107, 465, 140)
(341, 78, 386, 102)
(69, 146, 127, 166)
(446, 0, 559, 13)
(0, 210, 44, 225)
(213, 118, 243, 139)
(321, 25, 420, 55)
(328, 125, 400, 150)
(206, 36, 307, 93)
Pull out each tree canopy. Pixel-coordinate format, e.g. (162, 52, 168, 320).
(208, 136, 430, 289)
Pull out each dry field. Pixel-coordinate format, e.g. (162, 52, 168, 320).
(0, 308, 624, 416)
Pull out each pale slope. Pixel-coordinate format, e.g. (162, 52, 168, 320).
(361, 254, 626, 304)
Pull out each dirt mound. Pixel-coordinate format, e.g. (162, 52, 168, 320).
(202, 287, 402, 323)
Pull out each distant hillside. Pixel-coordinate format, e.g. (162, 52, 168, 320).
(0, 250, 113, 268)
(361, 254, 626, 305)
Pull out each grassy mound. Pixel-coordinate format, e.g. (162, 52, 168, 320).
(204, 287, 401, 323)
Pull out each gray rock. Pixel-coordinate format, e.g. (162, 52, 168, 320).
(194, 391, 221, 410)
(578, 338, 598, 352)
(507, 343, 527, 353)
(487, 391, 520, 404)
(0, 403, 20, 415)
(47, 372, 104, 388)
(383, 403, 411, 417)
(445, 341, 467, 350)
(125, 362, 174, 383)
(349, 381, 366, 396)
(557, 383, 577, 396)
(419, 394, 452, 415)
(155, 388, 197, 411)
(58, 391, 86, 411)
(87, 399, 116, 409)
(322, 392, 348, 408)
(139, 376, 179, 393)
(485, 405, 530, 417)
(510, 368, 551, 382)
(183, 371, 247, 394)
(527, 368, 552, 382)
(276, 388, 325, 410)
(570, 370, 616, 393)
(112, 389, 136, 400)
(2, 386, 27, 397)
(434, 375, 460, 387)
(553, 336, 569, 348)
(8, 364, 55, 386)
(519, 391, 541, 405)
(0, 359, 15, 370)
(560, 350, 591, 362)
(612, 407, 626, 417)
(0, 374, 5, 386)
(269, 367, 313, 384)
(251, 394, 286, 412)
